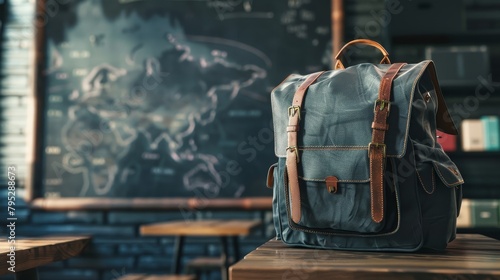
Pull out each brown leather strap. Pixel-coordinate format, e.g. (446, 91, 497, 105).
(286, 71, 324, 224)
(369, 63, 406, 223)
(266, 164, 276, 189)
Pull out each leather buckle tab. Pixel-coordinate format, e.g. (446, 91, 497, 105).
(325, 176, 339, 194)
(288, 105, 301, 119)
(286, 146, 300, 163)
(368, 142, 386, 158)
(374, 99, 391, 113)
(266, 163, 277, 189)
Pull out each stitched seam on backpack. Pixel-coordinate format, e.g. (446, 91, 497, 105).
(415, 167, 435, 194)
(299, 146, 368, 150)
(298, 176, 370, 183)
(433, 163, 464, 186)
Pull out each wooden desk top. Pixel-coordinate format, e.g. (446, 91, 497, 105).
(140, 220, 261, 236)
(230, 234, 500, 280)
(118, 274, 196, 280)
(0, 236, 90, 275)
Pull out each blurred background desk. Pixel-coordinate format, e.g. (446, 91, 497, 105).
(141, 220, 261, 280)
(0, 236, 90, 280)
(230, 234, 500, 280)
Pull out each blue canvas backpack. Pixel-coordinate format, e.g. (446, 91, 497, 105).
(268, 39, 464, 251)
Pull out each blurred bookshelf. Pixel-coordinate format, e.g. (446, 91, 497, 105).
(457, 199, 500, 240)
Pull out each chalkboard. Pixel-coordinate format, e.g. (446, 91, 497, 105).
(29, 0, 332, 209)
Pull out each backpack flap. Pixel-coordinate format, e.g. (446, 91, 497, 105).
(414, 141, 464, 191)
(426, 61, 459, 135)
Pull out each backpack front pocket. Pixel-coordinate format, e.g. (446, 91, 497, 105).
(284, 148, 399, 235)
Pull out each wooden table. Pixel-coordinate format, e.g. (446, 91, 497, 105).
(230, 234, 500, 280)
(140, 219, 261, 280)
(118, 274, 196, 280)
(0, 236, 90, 280)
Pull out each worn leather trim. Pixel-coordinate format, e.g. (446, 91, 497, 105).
(325, 176, 339, 193)
(369, 63, 406, 223)
(266, 163, 278, 189)
(286, 71, 325, 224)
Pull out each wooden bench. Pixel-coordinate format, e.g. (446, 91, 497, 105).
(0, 236, 90, 280)
(118, 274, 196, 280)
(140, 219, 261, 280)
(230, 234, 500, 280)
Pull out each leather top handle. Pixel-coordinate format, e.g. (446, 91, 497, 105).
(334, 39, 391, 70)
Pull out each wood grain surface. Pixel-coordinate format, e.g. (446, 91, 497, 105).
(0, 236, 90, 275)
(230, 234, 500, 280)
(30, 197, 272, 210)
(140, 220, 261, 236)
(117, 274, 196, 280)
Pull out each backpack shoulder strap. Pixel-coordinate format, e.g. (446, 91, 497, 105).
(286, 71, 324, 224)
(370, 63, 406, 223)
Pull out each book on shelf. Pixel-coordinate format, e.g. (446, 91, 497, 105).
(461, 119, 485, 151)
(481, 116, 500, 151)
(437, 131, 457, 152)
(471, 200, 499, 228)
(457, 199, 472, 228)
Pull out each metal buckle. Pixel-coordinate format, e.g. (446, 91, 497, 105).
(368, 142, 386, 158)
(288, 105, 301, 119)
(373, 99, 391, 113)
(286, 146, 300, 163)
